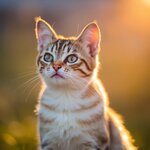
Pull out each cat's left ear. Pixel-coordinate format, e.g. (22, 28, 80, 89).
(35, 17, 57, 51)
(77, 22, 101, 57)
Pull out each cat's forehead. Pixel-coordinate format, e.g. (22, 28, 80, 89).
(39, 39, 81, 61)
(47, 39, 76, 54)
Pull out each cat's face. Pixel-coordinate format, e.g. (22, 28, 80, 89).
(35, 17, 101, 88)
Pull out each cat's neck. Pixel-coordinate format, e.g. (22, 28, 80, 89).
(40, 78, 108, 110)
(44, 83, 86, 98)
(42, 77, 104, 99)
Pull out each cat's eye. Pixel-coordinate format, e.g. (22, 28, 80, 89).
(66, 54, 78, 63)
(44, 53, 53, 62)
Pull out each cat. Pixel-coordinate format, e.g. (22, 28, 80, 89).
(35, 17, 137, 150)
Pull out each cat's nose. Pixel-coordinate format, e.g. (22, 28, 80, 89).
(53, 64, 62, 71)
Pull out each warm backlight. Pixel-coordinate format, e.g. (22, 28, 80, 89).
(143, 0, 150, 5)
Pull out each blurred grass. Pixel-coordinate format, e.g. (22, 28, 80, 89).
(0, 118, 37, 150)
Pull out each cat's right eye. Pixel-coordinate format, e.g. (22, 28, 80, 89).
(44, 53, 53, 62)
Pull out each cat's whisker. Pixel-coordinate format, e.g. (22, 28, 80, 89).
(64, 73, 76, 88)
(13, 72, 38, 81)
(15, 75, 39, 92)
(25, 80, 41, 102)
(65, 73, 85, 91)
(19, 69, 37, 74)
(66, 73, 95, 95)
(66, 73, 88, 85)
(23, 76, 40, 94)
(52, 22, 56, 28)
(26, 66, 37, 69)
(18, 69, 37, 75)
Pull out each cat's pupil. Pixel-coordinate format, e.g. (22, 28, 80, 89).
(71, 56, 74, 61)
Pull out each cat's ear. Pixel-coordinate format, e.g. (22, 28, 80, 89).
(35, 17, 57, 51)
(77, 22, 101, 57)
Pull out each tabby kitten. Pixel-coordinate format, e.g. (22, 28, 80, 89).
(35, 17, 137, 150)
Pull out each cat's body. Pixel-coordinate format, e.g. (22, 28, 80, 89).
(39, 82, 108, 150)
(35, 17, 137, 150)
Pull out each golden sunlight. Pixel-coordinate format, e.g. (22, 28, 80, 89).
(143, 0, 150, 5)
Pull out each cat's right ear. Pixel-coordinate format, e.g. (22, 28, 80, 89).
(35, 17, 57, 51)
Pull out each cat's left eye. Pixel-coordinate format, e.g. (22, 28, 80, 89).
(44, 53, 53, 62)
(66, 54, 78, 63)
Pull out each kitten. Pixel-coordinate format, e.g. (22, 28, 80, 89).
(35, 17, 137, 150)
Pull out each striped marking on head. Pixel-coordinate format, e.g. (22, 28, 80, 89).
(35, 18, 101, 79)
(36, 40, 95, 77)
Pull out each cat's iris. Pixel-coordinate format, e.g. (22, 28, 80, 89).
(66, 54, 78, 63)
(44, 53, 53, 62)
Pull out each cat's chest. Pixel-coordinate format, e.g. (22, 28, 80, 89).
(39, 95, 86, 140)
(39, 93, 103, 129)
(40, 95, 88, 125)
(38, 92, 105, 149)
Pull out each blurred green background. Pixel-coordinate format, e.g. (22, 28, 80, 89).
(0, 0, 150, 149)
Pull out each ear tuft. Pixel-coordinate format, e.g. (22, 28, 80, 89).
(77, 22, 101, 57)
(35, 17, 57, 51)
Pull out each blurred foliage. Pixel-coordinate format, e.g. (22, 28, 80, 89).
(0, 0, 150, 149)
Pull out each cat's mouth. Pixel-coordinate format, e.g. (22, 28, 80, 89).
(51, 73, 64, 79)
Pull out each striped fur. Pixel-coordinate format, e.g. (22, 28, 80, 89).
(35, 17, 137, 150)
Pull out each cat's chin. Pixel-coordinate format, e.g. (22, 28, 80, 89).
(43, 76, 67, 87)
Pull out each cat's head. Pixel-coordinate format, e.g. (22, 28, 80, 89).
(35, 17, 101, 89)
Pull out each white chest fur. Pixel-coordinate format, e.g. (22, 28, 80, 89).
(38, 89, 106, 150)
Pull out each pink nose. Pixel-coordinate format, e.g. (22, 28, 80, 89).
(53, 64, 61, 71)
